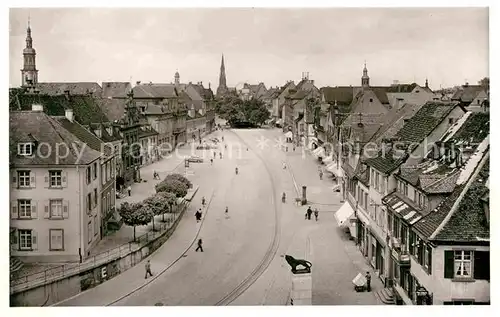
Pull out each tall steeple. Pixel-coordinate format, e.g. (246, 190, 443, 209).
(21, 15, 38, 87)
(217, 54, 228, 97)
(174, 70, 180, 85)
(361, 61, 369, 89)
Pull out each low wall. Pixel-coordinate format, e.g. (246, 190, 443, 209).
(10, 197, 192, 307)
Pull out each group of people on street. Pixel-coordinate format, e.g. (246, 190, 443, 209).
(306, 206, 319, 221)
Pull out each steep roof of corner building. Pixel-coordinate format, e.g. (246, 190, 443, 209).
(132, 83, 178, 99)
(9, 89, 110, 125)
(36, 82, 103, 96)
(189, 84, 210, 101)
(451, 84, 485, 103)
(53, 117, 112, 156)
(179, 91, 203, 112)
(394, 101, 460, 143)
(102, 82, 132, 98)
(10, 111, 102, 166)
(414, 155, 489, 243)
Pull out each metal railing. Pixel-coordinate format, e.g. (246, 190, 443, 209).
(10, 205, 186, 294)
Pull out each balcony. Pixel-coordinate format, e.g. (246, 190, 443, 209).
(391, 240, 411, 267)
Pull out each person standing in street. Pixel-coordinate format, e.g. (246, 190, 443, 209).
(201, 196, 206, 206)
(220, 152, 222, 159)
(145, 260, 153, 279)
(210, 158, 213, 165)
(365, 271, 371, 292)
(225, 206, 229, 215)
(195, 238, 204, 252)
(195, 209, 202, 222)
(314, 209, 319, 221)
(306, 206, 313, 220)
(319, 170, 323, 180)
(127, 185, 132, 196)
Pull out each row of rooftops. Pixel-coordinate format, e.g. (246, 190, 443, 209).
(357, 102, 490, 245)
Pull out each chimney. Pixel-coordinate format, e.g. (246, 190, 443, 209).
(32, 104, 43, 112)
(65, 108, 74, 122)
(136, 81, 141, 85)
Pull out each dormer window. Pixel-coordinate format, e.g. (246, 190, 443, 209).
(18, 143, 33, 156)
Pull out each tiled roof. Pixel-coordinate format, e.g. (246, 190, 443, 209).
(290, 90, 308, 100)
(102, 82, 131, 98)
(10, 111, 101, 166)
(9, 88, 110, 125)
(132, 83, 178, 99)
(87, 123, 122, 142)
(451, 85, 485, 103)
(395, 101, 459, 143)
(383, 192, 423, 225)
(444, 112, 489, 145)
(413, 155, 489, 242)
(370, 87, 390, 104)
(386, 83, 418, 93)
(365, 147, 409, 174)
(179, 91, 203, 112)
(98, 98, 128, 122)
(320, 86, 355, 105)
(136, 102, 172, 115)
(54, 117, 112, 156)
(370, 103, 425, 144)
(36, 82, 103, 96)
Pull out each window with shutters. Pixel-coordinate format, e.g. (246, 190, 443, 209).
(18, 199, 32, 218)
(19, 229, 33, 250)
(50, 200, 63, 219)
(454, 250, 473, 278)
(17, 143, 33, 156)
(49, 229, 64, 251)
(18, 171, 31, 188)
(49, 170, 62, 188)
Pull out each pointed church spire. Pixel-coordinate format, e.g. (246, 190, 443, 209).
(217, 53, 227, 97)
(361, 61, 369, 89)
(21, 14, 38, 86)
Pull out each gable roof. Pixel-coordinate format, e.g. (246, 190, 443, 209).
(36, 82, 102, 96)
(395, 101, 460, 143)
(132, 83, 178, 99)
(370, 87, 390, 104)
(102, 82, 131, 98)
(10, 111, 102, 166)
(53, 117, 112, 156)
(451, 84, 485, 103)
(370, 103, 426, 144)
(179, 91, 203, 112)
(321, 86, 355, 106)
(10, 88, 110, 125)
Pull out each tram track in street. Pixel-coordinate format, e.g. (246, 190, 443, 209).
(214, 130, 282, 306)
(104, 190, 216, 306)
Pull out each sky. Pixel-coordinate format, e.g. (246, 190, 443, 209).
(9, 7, 489, 90)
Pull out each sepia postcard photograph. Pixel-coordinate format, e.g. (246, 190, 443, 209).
(5, 2, 492, 311)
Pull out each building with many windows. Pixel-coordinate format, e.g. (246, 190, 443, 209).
(10, 105, 103, 263)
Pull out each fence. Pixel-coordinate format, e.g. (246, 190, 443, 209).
(10, 204, 186, 294)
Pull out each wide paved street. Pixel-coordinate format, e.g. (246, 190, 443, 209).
(56, 127, 382, 306)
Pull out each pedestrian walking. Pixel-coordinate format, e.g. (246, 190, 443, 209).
(365, 271, 371, 292)
(293, 146, 296, 151)
(307, 206, 312, 220)
(286, 146, 289, 152)
(201, 196, 206, 206)
(195, 238, 204, 252)
(220, 152, 222, 159)
(282, 192, 286, 203)
(225, 206, 229, 215)
(144, 260, 153, 279)
(314, 209, 319, 221)
(319, 171, 323, 180)
(195, 209, 202, 222)
(127, 185, 132, 196)
(210, 158, 213, 165)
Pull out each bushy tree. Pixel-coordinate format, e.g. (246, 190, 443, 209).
(144, 192, 177, 223)
(215, 97, 270, 127)
(118, 202, 153, 241)
(164, 173, 192, 189)
(155, 179, 188, 198)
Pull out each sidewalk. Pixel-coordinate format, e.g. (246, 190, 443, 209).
(284, 143, 384, 305)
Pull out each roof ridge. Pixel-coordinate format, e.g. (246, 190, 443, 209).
(429, 149, 489, 240)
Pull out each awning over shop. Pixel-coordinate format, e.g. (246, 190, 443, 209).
(312, 146, 325, 158)
(326, 161, 343, 178)
(285, 131, 293, 139)
(335, 202, 355, 227)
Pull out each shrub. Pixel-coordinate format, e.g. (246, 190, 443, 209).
(163, 173, 192, 189)
(155, 179, 188, 198)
